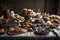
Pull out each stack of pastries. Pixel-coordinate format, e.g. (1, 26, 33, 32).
(20, 8, 37, 20)
(21, 8, 37, 17)
(23, 22, 33, 31)
(7, 26, 27, 35)
(43, 15, 60, 28)
(14, 14, 25, 22)
(0, 8, 60, 35)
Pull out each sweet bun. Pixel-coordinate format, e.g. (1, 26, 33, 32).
(18, 28, 27, 33)
(49, 23, 59, 28)
(21, 8, 27, 15)
(43, 16, 50, 22)
(9, 27, 15, 32)
(0, 28, 5, 33)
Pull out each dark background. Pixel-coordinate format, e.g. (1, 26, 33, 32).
(0, 0, 59, 16)
(57, 0, 60, 15)
(0, 0, 44, 13)
(45, 0, 59, 15)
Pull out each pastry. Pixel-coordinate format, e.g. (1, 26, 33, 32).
(9, 27, 15, 33)
(51, 19, 59, 24)
(49, 23, 59, 29)
(47, 21, 52, 25)
(20, 8, 37, 20)
(22, 8, 27, 14)
(27, 9, 37, 17)
(28, 27, 34, 32)
(23, 22, 32, 29)
(21, 8, 28, 16)
(0, 28, 5, 34)
(7, 27, 18, 35)
(14, 14, 25, 22)
(43, 16, 50, 22)
(18, 28, 27, 33)
(8, 26, 27, 35)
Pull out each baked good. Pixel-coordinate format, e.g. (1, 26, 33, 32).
(18, 28, 27, 33)
(0, 28, 5, 34)
(27, 9, 37, 17)
(23, 22, 32, 29)
(28, 27, 34, 32)
(14, 14, 25, 22)
(2, 19, 10, 24)
(51, 19, 59, 24)
(21, 8, 28, 16)
(20, 8, 37, 20)
(9, 27, 15, 33)
(43, 16, 50, 22)
(8, 26, 27, 35)
(49, 23, 59, 28)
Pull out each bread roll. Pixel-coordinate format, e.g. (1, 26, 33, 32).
(9, 27, 15, 32)
(0, 28, 5, 33)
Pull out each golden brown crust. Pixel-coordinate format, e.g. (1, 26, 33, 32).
(9, 27, 15, 32)
(51, 19, 59, 24)
(49, 23, 59, 28)
(18, 28, 27, 32)
(2, 19, 10, 24)
(23, 22, 32, 29)
(0, 28, 5, 33)
(43, 16, 50, 22)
